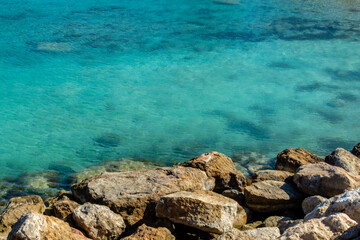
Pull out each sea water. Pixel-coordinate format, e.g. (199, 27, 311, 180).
(0, 0, 359, 198)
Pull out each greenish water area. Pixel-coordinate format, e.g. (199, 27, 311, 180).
(0, 0, 360, 205)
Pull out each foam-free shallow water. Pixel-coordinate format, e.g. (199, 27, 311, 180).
(0, 0, 360, 196)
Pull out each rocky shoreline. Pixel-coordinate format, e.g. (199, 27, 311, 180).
(1, 143, 360, 240)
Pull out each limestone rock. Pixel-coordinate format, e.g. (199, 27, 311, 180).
(293, 163, 360, 197)
(53, 200, 80, 220)
(221, 189, 244, 205)
(242, 227, 280, 240)
(353, 143, 360, 158)
(302, 196, 327, 215)
(278, 213, 357, 240)
(278, 219, 303, 234)
(73, 203, 125, 240)
(275, 148, 323, 173)
(121, 224, 175, 240)
(71, 166, 215, 226)
(325, 148, 360, 175)
(336, 224, 360, 240)
(244, 180, 304, 212)
(246, 170, 293, 185)
(180, 151, 246, 192)
(305, 187, 360, 223)
(213, 228, 255, 240)
(261, 216, 292, 228)
(71, 228, 92, 240)
(156, 190, 246, 234)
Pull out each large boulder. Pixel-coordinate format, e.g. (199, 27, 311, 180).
(275, 148, 323, 173)
(120, 224, 175, 240)
(325, 148, 360, 175)
(305, 187, 360, 223)
(156, 190, 246, 234)
(302, 195, 327, 215)
(244, 180, 304, 212)
(73, 203, 125, 240)
(246, 170, 293, 185)
(53, 199, 80, 220)
(214, 227, 280, 240)
(180, 151, 246, 192)
(71, 166, 215, 226)
(293, 163, 360, 197)
(278, 213, 357, 240)
(353, 143, 360, 158)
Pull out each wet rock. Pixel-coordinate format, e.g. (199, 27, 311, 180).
(305, 187, 360, 223)
(352, 143, 360, 158)
(242, 227, 280, 240)
(71, 166, 215, 226)
(302, 195, 327, 215)
(244, 180, 304, 212)
(121, 224, 175, 240)
(293, 163, 360, 197)
(53, 199, 80, 220)
(278, 213, 357, 240)
(73, 203, 125, 240)
(246, 170, 293, 185)
(213, 228, 255, 240)
(325, 148, 360, 175)
(261, 216, 292, 228)
(275, 148, 323, 173)
(156, 190, 246, 234)
(180, 151, 246, 192)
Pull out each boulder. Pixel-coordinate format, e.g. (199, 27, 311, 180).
(335, 224, 360, 240)
(121, 224, 175, 240)
(221, 189, 244, 205)
(353, 143, 360, 158)
(73, 203, 125, 240)
(275, 148, 323, 173)
(53, 199, 80, 220)
(278, 213, 357, 240)
(180, 151, 246, 192)
(305, 187, 360, 223)
(244, 180, 304, 212)
(302, 196, 327, 215)
(246, 170, 293, 185)
(278, 219, 303, 234)
(0, 195, 45, 235)
(71, 228, 92, 240)
(71, 166, 215, 226)
(242, 227, 280, 240)
(213, 228, 255, 240)
(261, 216, 292, 228)
(325, 148, 360, 175)
(156, 190, 246, 234)
(293, 163, 360, 197)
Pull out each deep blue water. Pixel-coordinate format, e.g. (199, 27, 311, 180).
(0, 0, 360, 199)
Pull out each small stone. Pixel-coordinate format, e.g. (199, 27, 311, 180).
(353, 143, 360, 158)
(121, 224, 175, 240)
(246, 170, 293, 185)
(325, 148, 360, 175)
(302, 196, 327, 215)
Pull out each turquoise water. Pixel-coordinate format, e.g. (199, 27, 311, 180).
(0, 0, 360, 197)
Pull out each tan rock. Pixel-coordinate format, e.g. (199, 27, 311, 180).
(244, 180, 304, 212)
(213, 228, 255, 240)
(302, 196, 327, 215)
(54, 200, 80, 220)
(293, 163, 360, 197)
(156, 190, 246, 234)
(71, 228, 91, 240)
(261, 216, 292, 228)
(71, 166, 215, 226)
(242, 227, 280, 240)
(246, 170, 293, 185)
(353, 143, 360, 158)
(325, 148, 360, 175)
(121, 224, 175, 240)
(275, 148, 323, 173)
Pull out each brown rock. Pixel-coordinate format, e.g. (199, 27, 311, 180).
(213, 228, 256, 240)
(71, 228, 91, 240)
(275, 148, 323, 173)
(325, 148, 360, 175)
(121, 224, 175, 240)
(261, 216, 292, 228)
(246, 170, 293, 185)
(302, 195, 327, 215)
(71, 166, 215, 226)
(53, 200, 80, 220)
(156, 190, 247, 234)
(244, 180, 304, 212)
(353, 143, 360, 158)
(293, 163, 360, 197)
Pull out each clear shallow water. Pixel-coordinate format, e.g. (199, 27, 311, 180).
(0, 0, 360, 196)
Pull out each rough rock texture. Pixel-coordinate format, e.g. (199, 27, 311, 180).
(275, 148, 324, 173)
(353, 143, 360, 158)
(325, 148, 360, 175)
(221, 189, 244, 205)
(53, 200, 80, 220)
(73, 203, 125, 240)
(0, 195, 45, 235)
(8, 212, 75, 240)
(121, 224, 175, 240)
(244, 180, 304, 212)
(180, 151, 246, 192)
(213, 228, 256, 240)
(278, 213, 357, 240)
(278, 219, 303, 234)
(302, 195, 327, 215)
(293, 163, 360, 198)
(305, 187, 360, 223)
(335, 224, 360, 240)
(156, 190, 246, 234)
(246, 170, 293, 185)
(71, 166, 215, 226)
(261, 216, 292, 228)
(242, 227, 280, 240)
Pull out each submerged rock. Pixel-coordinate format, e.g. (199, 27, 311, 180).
(302, 195, 327, 215)
(121, 224, 175, 240)
(36, 42, 74, 52)
(94, 133, 121, 147)
(325, 148, 360, 175)
(246, 170, 293, 185)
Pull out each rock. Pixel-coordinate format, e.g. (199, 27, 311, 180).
(180, 151, 246, 192)
(242, 227, 280, 240)
(278, 219, 303, 234)
(156, 190, 246, 234)
(302, 196, 327, 215)
(246, 170, 293, 185)
(73, 203, 125, 240)
(8, 212, 74, 240)
(261, 216, 292, 228)
(213, 228, 256, 240)
(305, 187, 360, 223)
(278, 213, 357, 240)
(53, 199, 80, 220)
(71, 166, 215, 226)
(221, 189, 244, 205)
(71, 228, 92, 240)
(36, 42, 73, 52)
(353, 143, 360, 158)
(336, 224, 360, 240)
(94, 133, 121, 147)
(0, 195, 45, 235)
(275, 148, 323, 173)
(325, 148, 360, 175)
(293, 163, 360, 197)
(244, 180, 304, 212)
(240, 221, 263, 230)
(121, 224, 175, 240)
